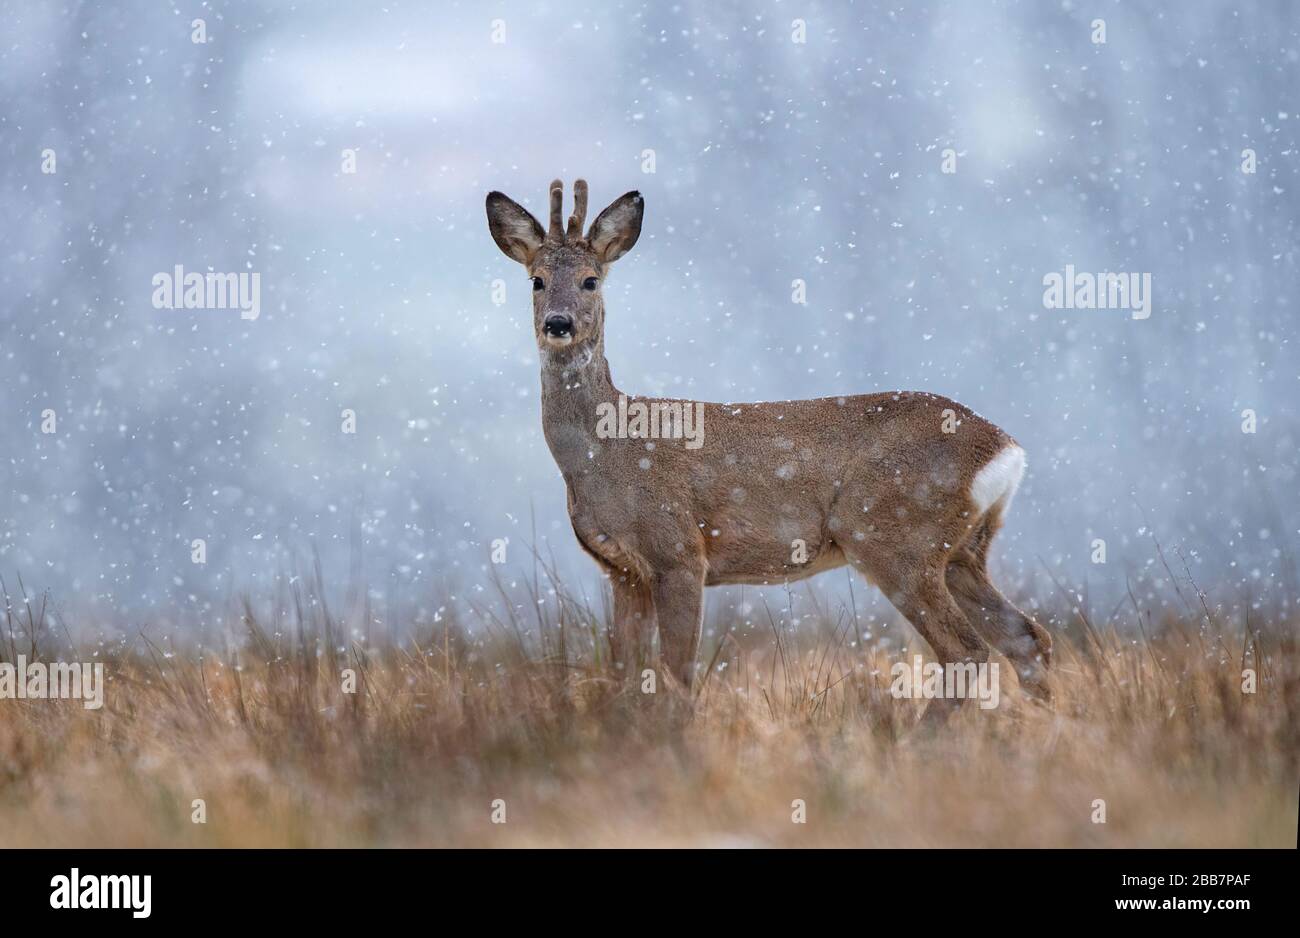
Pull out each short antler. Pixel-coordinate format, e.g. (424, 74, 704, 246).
(566, 179, 588, 241)
(547, 179, 565, 241)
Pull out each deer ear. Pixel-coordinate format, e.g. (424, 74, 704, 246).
(486, 191, 545, 265)
(586, 191, 643, 264)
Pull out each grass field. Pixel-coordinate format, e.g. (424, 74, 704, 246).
(0, 566, 1295, 848)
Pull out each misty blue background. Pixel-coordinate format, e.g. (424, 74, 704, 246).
(1, 1, 1296, 638)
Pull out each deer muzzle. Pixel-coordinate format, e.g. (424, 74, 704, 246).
(542, 313, 575, 341)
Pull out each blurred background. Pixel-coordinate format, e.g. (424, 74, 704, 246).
(1, 0, 1296, 639)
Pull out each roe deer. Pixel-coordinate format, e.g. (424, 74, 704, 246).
(486, 180, 1053, 714)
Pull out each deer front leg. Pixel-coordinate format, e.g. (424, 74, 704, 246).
(609, 571, 654, 679)
(650, 565, 705, 691)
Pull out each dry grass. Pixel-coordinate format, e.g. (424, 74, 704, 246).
(0, 567, 1296, 848)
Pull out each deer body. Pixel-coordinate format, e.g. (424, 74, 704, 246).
(488, 181, 1052, 710)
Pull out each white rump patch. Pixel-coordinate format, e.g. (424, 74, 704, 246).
(969, 445, 1026, 516)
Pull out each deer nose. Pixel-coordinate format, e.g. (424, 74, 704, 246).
(543, 314, 574, 338)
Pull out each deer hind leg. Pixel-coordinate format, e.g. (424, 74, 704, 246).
(609, 570, 655, 680)
(946, 509, 1054, 703)
(843, 540, 992, 724)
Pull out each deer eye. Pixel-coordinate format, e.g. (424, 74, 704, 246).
(532, 277, 545, 291)
(582, 277, 599, 291)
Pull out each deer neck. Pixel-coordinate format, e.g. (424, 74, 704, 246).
(538, 338, 619, 479)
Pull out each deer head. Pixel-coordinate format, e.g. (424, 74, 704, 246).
(486, 180, 643, 353)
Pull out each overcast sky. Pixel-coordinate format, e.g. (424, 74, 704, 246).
(2, 1, 1296, 637)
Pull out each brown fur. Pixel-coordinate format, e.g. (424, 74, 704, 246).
(486, 181, 1052, 710)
